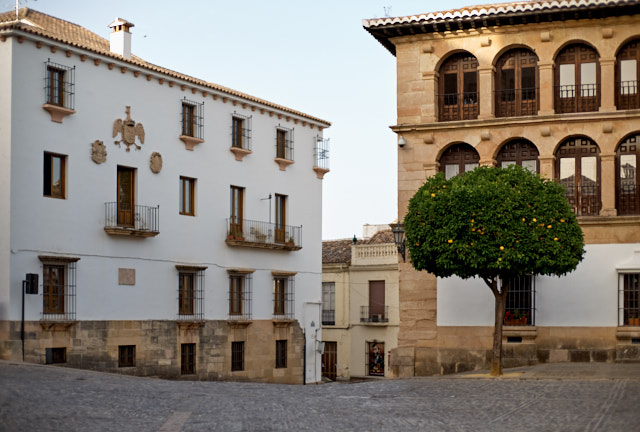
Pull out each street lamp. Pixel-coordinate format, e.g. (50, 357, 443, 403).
(389, 222, 406, 262)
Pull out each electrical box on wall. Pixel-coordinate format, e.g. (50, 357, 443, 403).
(25, 273, 38, 295)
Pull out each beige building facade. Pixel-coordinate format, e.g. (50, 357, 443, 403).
(364, 0, 640, 376)
(321, 229, 399, 379)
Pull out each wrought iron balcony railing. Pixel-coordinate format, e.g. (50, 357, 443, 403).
(438, 92, 479, 121)
(322, 310, 335, 326)
(226, 218, 302, 251)
(494, 87, 538, 117)
(104, 203, 160, 236)
(360, 306, 389, 323)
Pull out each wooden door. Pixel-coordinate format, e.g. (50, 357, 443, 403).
(275, 194, 286, 243)
(322, 342, 337, 381)
(117, 167, 135, 227)
(369, 281, 385, 320)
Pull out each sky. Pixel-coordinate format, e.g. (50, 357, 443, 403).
(13, 0, 480, 240)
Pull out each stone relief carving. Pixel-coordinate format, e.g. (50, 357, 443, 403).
(150, 152, 163, 173)
(113, 106, 145, 151)
(90, 140, 107, 164)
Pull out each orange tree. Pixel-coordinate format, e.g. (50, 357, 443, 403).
(404, 165, 584, 376)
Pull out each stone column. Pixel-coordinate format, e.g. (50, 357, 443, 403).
(422, 71, 438, 123)
(538, 155, 555, 180)
(478, 66, 494, 120)
(600, 153, 617, 216)
(599, 58, 617, 112)
(538, 62, 555, 116)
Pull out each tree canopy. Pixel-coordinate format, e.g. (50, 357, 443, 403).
(405, 165, 584, 282)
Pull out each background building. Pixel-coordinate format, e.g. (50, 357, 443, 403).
(0, 8, 330, 383)
(321, 226, 399, 380)
(364, 0, 640, 376)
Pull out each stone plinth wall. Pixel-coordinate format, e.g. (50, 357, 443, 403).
(0, 319, 305, 384)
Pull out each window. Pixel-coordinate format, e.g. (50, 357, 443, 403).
(367, 342, 385, 376)
(438, 53, 479, 121)
(275, 340, 287, 369)
(496, 140, 540, 173)
(231, 341, 244, 371)
(43, 152, 66, 199)
(228, 271, 252, 320)
(45, 347, 66, 364)
(556, 137, 601, 216)
(439, 143, 480, 179)
(495, 49, 538, 117)
(118, 345, 136, 367)
(275, 194, 286, 244)
(314, 136, 330, 171)
(616, 134, 640, 215)
(617, 39, 640, 109)
(179, 176, 195, 216)
(40, 256, 79, 321)
(180, 98, 204, 139)
(177, 266, 206, 320)
(363, 281, 387, 323)
(504, 276, 535, 326)
(276, 126, 294, 160)
(620, 273, 640, 326)
(555, 44, 600, 113)
(322, 282, 335, 325)
(229, 186, 244, 238)
(44, 60, 75, 109)
(273, 273, 295, 319)
(181, 343, 196, 374)
(232, 113, 252, 150)
(117, 166, 135, 227)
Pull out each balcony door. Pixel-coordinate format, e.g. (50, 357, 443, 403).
(439, 53, 478, 121)
(556, 138, 601, 216)
(230, 186, 244, 237)
(275, 194, 286, 243)
(117, 166, 135, 227)
(495, 49, 538, 117)
(369, 280, 385, 321)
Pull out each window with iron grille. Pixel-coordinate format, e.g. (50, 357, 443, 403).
(46, 347, 66, 364)
(179, 176, 196, 216)
(619, 273, 640, 326)
(276, 126, 294, 161)
(228, 271, 252, 320)
(180, 98, 204, 139)
(232, 112, 252, 150)
(176, 266, 206, 320)
(504, 275, 535, 326)
(43, 152, 66, 199)
(314, 136, 330, 170)
(118, 345, 136, 367)
(181, 343, 196, 375)
(275, 340, 287, 369)
(322, 282, 335, 325)
(44, 59, 75, 109)
(231, 341, 244, 371)
(273, 273, 295, 319)
(39, 256, 79, 321)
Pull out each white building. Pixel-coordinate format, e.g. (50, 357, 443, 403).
(0, 8, 330, 384)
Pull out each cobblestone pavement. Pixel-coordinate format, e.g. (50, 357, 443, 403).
(1, 361, 639, 432)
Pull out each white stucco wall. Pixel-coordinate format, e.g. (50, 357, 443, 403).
(437, 243, 640, 327)
(0, 38, 13, 321)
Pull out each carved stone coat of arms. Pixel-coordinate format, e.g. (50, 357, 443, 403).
(113, 106, 145, 151)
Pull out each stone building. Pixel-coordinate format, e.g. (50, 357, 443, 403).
(363, 0, 640, 376)
(0, 8, 330, 383)
(321, 228, 399, 380)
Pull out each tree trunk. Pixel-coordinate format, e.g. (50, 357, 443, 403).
(486, 277, 509, 377)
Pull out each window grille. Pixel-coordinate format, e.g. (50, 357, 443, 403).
(275, 340, 287, 369)
(118, 345, 136, 367)
(45, 347, 66, 364)
(322, 282, 335, 325)
(228, 273, 252, 320)
(231, 112, 252, 150)
(181, 343, 196, 375)
(273, 275, 295, 319)
(231, 341, 244, 371)
(276, 125, 294, 161)
(39, 256, 79, 321)
(504, 275, 535, 326)
(180, 98, 204, 139)
(44, 59, 75, 109)
(176, 266, 206, 321)
(619, 273, 640, 326)
(314, 136, 330, 170)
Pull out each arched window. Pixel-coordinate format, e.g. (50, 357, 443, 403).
(438, 53, 479, 121)
(496, 139, 539, 173)
(439, 143, 480, 179)
(555, 44, 600, 113)
(495, 49, 539, 117)
(617, 39, 640, 110)
(556, 137, 601, 216)
(616, 134, 640, 215)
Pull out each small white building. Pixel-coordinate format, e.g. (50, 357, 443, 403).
(0, 8, 330, 384)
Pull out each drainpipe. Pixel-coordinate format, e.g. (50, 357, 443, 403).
(21, 280, 25, 361)
(303, 331, 306, 385)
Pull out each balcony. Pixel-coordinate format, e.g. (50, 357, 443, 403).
(360, 306, 389, 324)
(617, 81, 640, 110)
(438, 92, 479, 122)
(104, 203, 160, 237)
(560, 183, 601, 216)
(494, 88, 538, 117)
(313, 137, 330, 179)
(618, 184, 639, 215)
(225, 218, 302, 251)
(554, 84, 599, 114)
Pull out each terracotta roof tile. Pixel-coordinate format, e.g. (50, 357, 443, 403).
(322, 239, 353, 264)
(365, 229, 394, 244)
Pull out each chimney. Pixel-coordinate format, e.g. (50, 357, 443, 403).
(108, 18, 134, 59)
